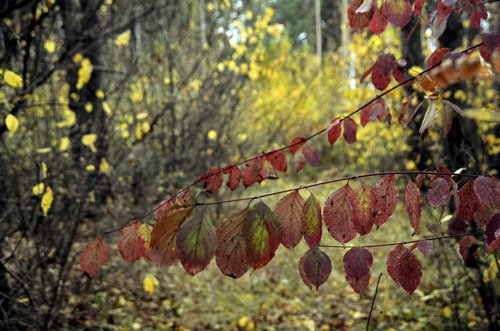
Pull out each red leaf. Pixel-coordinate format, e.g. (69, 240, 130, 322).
(293, 151, 307, 172)
(369, 4, 388, 34)
(275, 190, 305, 249)
(405, 180, 421, 234)
(302, 193, 323, 249)
(456, 180, 479, 224)
(473, 176, 500, 211)
(459, 235, 479, 267)
(486, 215, 500, 245)
(299, 247, 332, 290)
(348, 0, 375, 31)
(343, 247, 373, 294)
(215, 210, 249, 278)
(327, 118, 342, 145)
(80, 238, 109, 277)
(387, 244, 405, 283)
(398, 92, 416, 124)
(349, 181, 375, 235)
(479, 33, 500, 63)
(155, 188, 192, 222)
(416, 240, 434, 257)
(447, 216, 468, 236)
(425, 48, 451, 69)
(290, 136, 305, 155)
(382, 0, 412, 28)
(394, 249, 422, 296)
(176, 210, 216, 274)
(369, 54, 398, 90)
(150, 207, 193, 266)
(223, 165, 241, 191)
(487, 237, 500, 256)
(243, 202, 281, 269)
(343, 118, 358, 144)
(116, 220, 146, 262)
(428, 177, 452, 208)
(361, 99, 386, 127)
(442, 104, 454, 136)
(373, 174, 399, 227)
(414, 0, 424, 16)
(199, 167, 223, 194)
(266, 151, 287, 172)
(303, 144, 320, 166)
(323, 185, 357, 243)
(242, 157, 265, 187)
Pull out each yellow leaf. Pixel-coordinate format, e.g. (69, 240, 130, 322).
(58, 137, 70, 152)
(41, 186, 53, 216)
(72, 53, 83, 63)
(143, 274, 159, 294)
(81, 133, 97, 152)
(5, 114, 19, 134)
(32, 182, 45, 195)
(4, 70, 23, 88)
(99, 158, 110, 174)
(85, 102, 93, 113)
(85, 164, 95, 172)
(207, 130, 218, 140)
(76, 58, 93, 90)
(102, 101, 112, 115)
(114, 30, 131, 47)
(56, 108, 76, 128)
(37, 147, 52, 154)
(42, 162, 48, 178)
(44, 40, 56, 53)
(96, 89, 105, 99)
(442, 306, 453, 318)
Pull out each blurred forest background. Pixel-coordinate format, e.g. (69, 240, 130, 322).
(1, 0, 499, 330)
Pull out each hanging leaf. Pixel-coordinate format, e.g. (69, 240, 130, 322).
(343, 118, 358, 144)
(419, 100, 438, 134)
(382, 0, 412, 28)
(414, 0, 424, 16)
(360, 99, 386, 127)
(373, 174, 399, 227)
(327, 118, 342, 145)
(199, 167, 223, 194)
(416, 240, 434, 257)
(406, 180, 421, 234)
(303, 144, 321, 166)
(473, 176, 500, 212)
(176, 210, 216, 274)
(5, 114, 19, 134)
(350, 181, 375, 236)
(393, 249, 422, 296)
(343, 247, 373, 294)
(80, 238, 109, 277)
(216, 209, 249, 278)
(293, 151, 307, 172)
(448, 216, 468, 236)
(361, 54, 399, 90)
(425, 48, 451, 69)
(428, 177, 451, 208)
(290, 136, 305, 155)
(154, 188, 192, 222)
(459, 235, 479, 267)
(150, 207, 193, 266)
(275, 190, 305, 249)
(266, 151, 287, 172)
(223, 165, 241, 191)
(456, 180, 479, 224)
(323, 185, 357, 244)
(3, 70, 23, 88)
(302, 193, 323, 249)
(242, 157, 265, 187)
(487, 237, 500, 255)
(348, 0, 375, 31)
(117, 220, 147, 262)
(299, 247, 332, 290)
(479, 33, 500, 65)
(369, 3, 389, 34)
(486, 215, 500, 245)
(387, 244, 405, 283)
(243, 202, 281, 269)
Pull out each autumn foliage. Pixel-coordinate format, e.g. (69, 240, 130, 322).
(79, 0, 500, 301)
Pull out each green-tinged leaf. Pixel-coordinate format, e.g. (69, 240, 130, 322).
(419, 100, 438, 134)
(243, 202, 281, 269)
(176, 210, 216, 274)
(302, 193, 322, 249)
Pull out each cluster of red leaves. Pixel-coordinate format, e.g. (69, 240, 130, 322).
(348, 0, 488, 37)
(79, 171, 500, 298)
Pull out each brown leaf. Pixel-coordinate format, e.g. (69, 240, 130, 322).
(216, 209, 249, 278)
(275, 190, 305, 249)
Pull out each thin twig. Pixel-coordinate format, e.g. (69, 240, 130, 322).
(366, 273, 384, 331)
